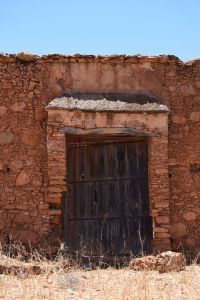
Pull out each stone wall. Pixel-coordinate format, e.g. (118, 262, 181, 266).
(0, 53, 200, 253)
(47, 109, 169, 251)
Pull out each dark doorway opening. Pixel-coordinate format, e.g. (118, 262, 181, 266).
(65, 136, 152, 257)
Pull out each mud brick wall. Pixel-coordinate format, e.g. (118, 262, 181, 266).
(0, 53, 200, 253)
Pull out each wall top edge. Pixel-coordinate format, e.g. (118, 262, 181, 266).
(0, 52, 196, 65)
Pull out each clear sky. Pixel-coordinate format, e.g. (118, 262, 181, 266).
(1, 0, 200, 61)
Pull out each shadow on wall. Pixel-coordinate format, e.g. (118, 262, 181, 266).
(62, 90, 163, 105)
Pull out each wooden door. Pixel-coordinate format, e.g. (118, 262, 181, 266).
(66, 137, 152, 256)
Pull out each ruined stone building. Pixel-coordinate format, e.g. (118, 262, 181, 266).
(0, 53, 200, 256)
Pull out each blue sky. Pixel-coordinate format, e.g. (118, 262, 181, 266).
(1, 0, 200, 61)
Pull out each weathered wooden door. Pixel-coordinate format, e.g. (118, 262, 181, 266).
(66, 137, 152, 256)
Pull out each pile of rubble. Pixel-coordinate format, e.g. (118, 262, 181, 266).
(129, 251, 186, 273)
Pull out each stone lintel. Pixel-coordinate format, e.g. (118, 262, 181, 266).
(60, 127, 160, 137)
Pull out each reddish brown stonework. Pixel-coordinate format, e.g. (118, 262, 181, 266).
(0, 52, 200, 254)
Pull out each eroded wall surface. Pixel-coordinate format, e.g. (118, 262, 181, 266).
(0, 53, 200, 252)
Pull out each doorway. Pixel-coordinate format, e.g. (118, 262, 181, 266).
(66, 136, 152, 256)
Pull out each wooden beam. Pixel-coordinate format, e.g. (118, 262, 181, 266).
(59, 127, 159, 137)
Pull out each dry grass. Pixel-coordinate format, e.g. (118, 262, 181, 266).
(0, 265, 200, 299)
(0, 242, 199, 299)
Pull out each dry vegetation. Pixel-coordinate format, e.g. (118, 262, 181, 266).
(1, 265, 200, 300)
(0, 242, 199, 299)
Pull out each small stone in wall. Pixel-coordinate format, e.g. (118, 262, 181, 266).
(16, 52, 38, 62)
(10, 102, 25, 112)
(180, 84, 196, 96)
(183, 212, 196, 221)
(190, 112, 200, 122)
(184, 238, 195, 247)
(168, 71, 176, 77)
(172, 115, 186, 124)
(0, 132, 14, 145)
(0, 106, 7, 115)
(13, 214, 30, 224)
(155, 216, 169, 224)
(9, 228, 39, 244)
(141, 62, 154, 70)
(0, 162, 4, 171)
(170, 222, 187, 238)
(84, 119, 96, 129)
(29, 81, 37, 90)
(169, 86, 176, 92)
(21, 129, 41, 146)
(34, 110, 46, 121)
(195, 81, 200, 89)
(10, 160, 24, 170)
(27, 91, 34, 99)
(15, 170, 30, 186)
(18, 230, 39, 244)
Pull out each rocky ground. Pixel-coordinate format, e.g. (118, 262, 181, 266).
(0, 266, 199, 299)
(0, 251, 198, 300)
